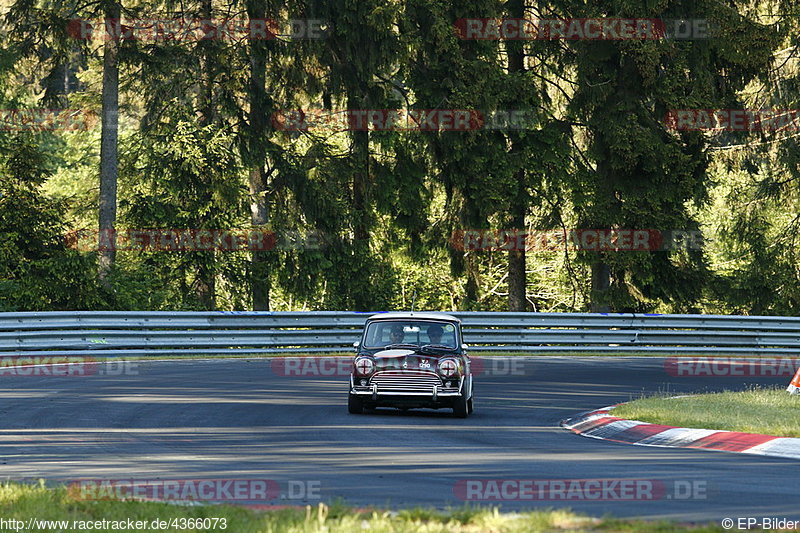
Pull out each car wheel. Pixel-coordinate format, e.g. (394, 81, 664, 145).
(453, 394, 469, 418)
(467, 396, 474, 414)
(348, 393, 364, 414)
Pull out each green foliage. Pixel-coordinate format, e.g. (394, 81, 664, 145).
(0, 134, 102, 310)
(566, 0, 778, 312)
(119, 114, 248, 310)
(0, 0, 797, 314)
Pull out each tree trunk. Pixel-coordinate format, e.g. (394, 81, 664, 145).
(350, 120, 370, 242)
(196, 262, 216, 310)
(505, 0, 528, 312)
(249, 167, 270, 311)
(464, 255, 481, 310)
(588, 144, 619, 312)
(507, 190, 527, 311)
(195, 0, 216, 309)
(590, 260, 611, 312)
(98, 3, 121, 284)
(347, 94, 371, 311)
(247, 0, 270, 311)
(461, 197, 481, 310)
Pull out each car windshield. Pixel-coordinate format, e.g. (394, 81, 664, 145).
(363, 320, 458, 349)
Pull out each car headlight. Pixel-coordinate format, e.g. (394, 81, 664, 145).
(354, 356, 375, 376)
(439, 359, 459, 378)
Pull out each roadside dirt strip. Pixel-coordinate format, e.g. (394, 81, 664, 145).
(561, 405, 800, 460)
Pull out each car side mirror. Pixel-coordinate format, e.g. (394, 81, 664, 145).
(461, 343, 468, 351)
(353, 341, 360, 351)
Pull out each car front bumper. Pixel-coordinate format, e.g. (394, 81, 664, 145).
(350, 374, 465, 401)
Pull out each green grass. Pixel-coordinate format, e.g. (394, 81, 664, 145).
(613, 387, 800, 437)
(0, 481, 727, 532)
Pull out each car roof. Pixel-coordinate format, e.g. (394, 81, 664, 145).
(366, 312, 461, 324)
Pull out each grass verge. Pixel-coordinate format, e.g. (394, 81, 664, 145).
(613, 387, 800, 437)
(0, 481, 726, 532)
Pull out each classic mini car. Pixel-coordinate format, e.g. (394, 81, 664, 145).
(348, 312, 474, 417)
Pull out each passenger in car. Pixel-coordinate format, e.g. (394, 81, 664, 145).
(426, 324, 444, 344)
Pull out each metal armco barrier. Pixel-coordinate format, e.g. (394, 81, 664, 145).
(0, 311, 799, 357)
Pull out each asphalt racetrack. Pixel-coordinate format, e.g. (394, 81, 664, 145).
(0, 356, 797, 522)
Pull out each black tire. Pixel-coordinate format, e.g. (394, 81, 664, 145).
(453, 394, 468, 418)
(348, 393, 364, 414)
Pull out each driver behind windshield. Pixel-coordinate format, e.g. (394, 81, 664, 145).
(389, 325, 405, 345)
(426, 324, 444, 345)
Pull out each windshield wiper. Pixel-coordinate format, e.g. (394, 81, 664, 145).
(383, 343, 419, 349)
(420, 344, 455, 350)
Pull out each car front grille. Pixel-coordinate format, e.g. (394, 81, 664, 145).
(369, 370, 443, 393)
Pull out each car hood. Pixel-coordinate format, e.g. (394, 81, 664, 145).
(370, 349, 452, 371)
(372, 348, 416, 358)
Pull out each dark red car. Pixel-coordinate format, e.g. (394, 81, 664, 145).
(348, 312, 474, 417)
